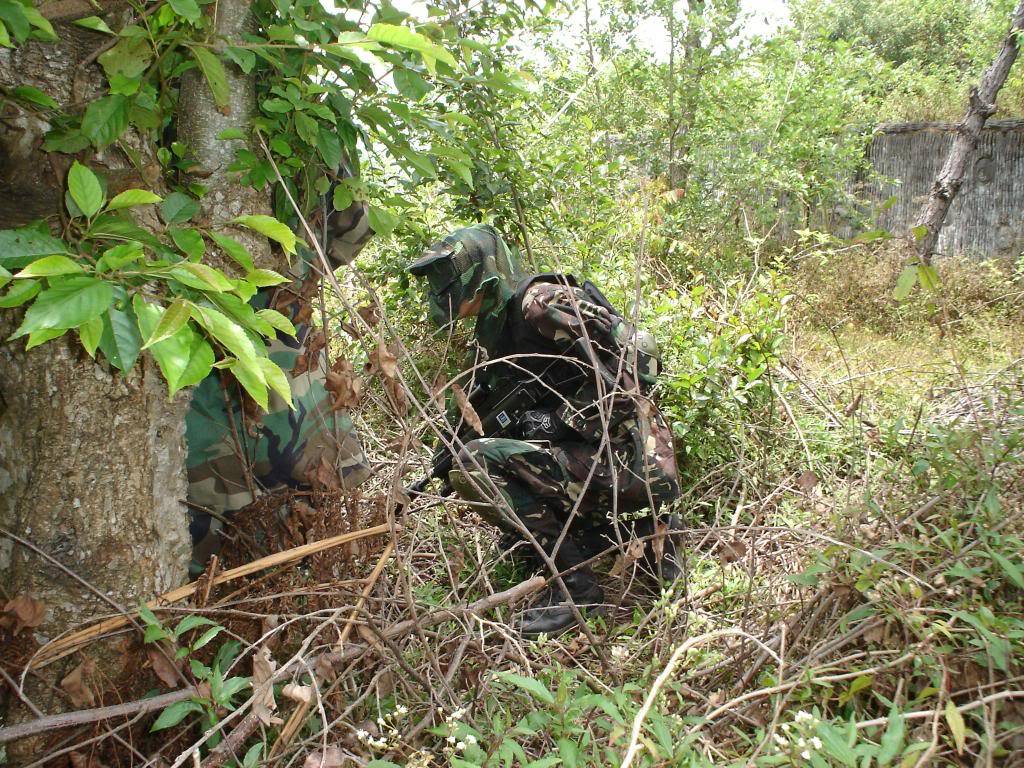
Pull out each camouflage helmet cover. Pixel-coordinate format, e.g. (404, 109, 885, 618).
(408, 224, 524, 327)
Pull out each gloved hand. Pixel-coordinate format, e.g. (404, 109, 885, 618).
(517, 409, 569, 441)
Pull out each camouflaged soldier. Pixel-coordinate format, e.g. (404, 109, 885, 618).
(409, 224, 681, 635)
(186, 177, 373, 568)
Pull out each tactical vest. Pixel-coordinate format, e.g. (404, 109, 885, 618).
(484, 272, 595, 407)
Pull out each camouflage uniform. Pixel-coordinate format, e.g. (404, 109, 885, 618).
(186, 189, 373, 556)
(410, 225, 680, 582)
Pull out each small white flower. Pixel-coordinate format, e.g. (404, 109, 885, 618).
(356, 729, 369, 741)
(397, 705, 408, 715)
(611, 645, 628, 660)
(811, 737, 823, 750)
(455, 741, 466, 752)
(377, 716, 385, 726)
(795, 710, 813, 723)
(801, 751, 811, 760)
(446, 735, 457, 744)
(773, 734, 787, 747)
(466, 735, 478, 746)
(797, 738, 806, 748)
(781, 723, 791, 732)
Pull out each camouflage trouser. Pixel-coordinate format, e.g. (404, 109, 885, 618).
(449, 437, 677, 571)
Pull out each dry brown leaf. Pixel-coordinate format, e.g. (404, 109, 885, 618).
(651, 519, 669, 562)
(796, 470, 819, 493)
(61, 659, 97, 708)
(430, 370, 446, 406)
(315, 653, 338, 683)
(308, 455, 342, 492)
(451, 383, 483, 435)
(325, 358, 363, 410)
(368, 339, 399, 380)
(4, 594, 45, 634)
(843, 393, 863, 417)
(609, 538, 646, 577)
(147, 644, 181, 688)
(261, 614, 281, 650)
(252, 646, 281, 726)
(386, 377, 408, 417)
(718, 538, 748, 565)
(282, 683, 313, 704)
(356, 304, 378, 328)
(303, 747, 345, 768)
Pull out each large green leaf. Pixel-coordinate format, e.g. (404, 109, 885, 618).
(99, 305, 143, 371)
(367, 23, 456, 72)
(191, 304, 261, 364)
(67, 161, 105, 218)
(167, 0, 201, 23)
(494, 671, 554, 704)
(393, 68, 431, 100)
(12, 277, 113, 338)
(151, 699, 202, 731)
(233, 215, 297, 256)
(135, 298, 214, 394)
(188, 46, 229, 109)
(16, 255, 84, 278)
(0, 225, 69, 269)
(160, 192, 200, 225)
(256, 357, 292, 407)
(0, 279, 41, 308)
(227, 357, 269, 410)
(209, 232, 254, 272)
(143, 299, 191, 348)
(81, 94, 130, 149)
(107, 189, 162, 210)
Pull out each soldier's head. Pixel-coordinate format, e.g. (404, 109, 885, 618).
(408, 224, 524, 327)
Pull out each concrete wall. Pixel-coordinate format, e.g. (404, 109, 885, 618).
(861, 119, 1024, 258)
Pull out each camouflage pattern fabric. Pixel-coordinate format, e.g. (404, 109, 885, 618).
(186, 194, 372, 536)
(443, 264, 680, 572)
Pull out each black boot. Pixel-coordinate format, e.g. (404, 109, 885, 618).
(520, 570, 605, 636)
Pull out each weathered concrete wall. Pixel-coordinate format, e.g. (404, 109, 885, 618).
(862, 119, 1024, 258)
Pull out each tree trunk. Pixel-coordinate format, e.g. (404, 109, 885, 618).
(0, 6, 190, 752)
(915, 0, 1024, 261)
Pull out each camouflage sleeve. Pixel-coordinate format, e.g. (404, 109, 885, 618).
(520, 282, 615, 347)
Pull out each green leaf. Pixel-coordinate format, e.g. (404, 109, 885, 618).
(210, 233, 254, 272)
(167, 0, 201, 23)
(944, 700, 965, 754)
(256, 357, 292, 407)
(256, 309, 295, 336)
(12, 85, 58, 108)
(25, 327, 67, 349)
(108, 189, 162, 210)
(191, 305, 260, 363)
(144, 299, 192, 348)
(0, 225, 69, 269)
(242, 743, 262, 768)
(16, 255, 84, 278)
(917, 264, 940, 292)
(190, 625, 225, 651)
(0, 1, 29, 42)
(367, 23, 456, 70)
(0, 279, 41, 308)
(815, 722, 856, 767)
(494, 672, 554, 705)
(135, 298, 215, 394)
(78, 315, 102, 357)
(316, 126, 342, 169)
(217, 127, 246, 141)
(151, 699, 203, 731)
(12, 277, 113, 338)
(98, 37, 152, 93)
(170, 263, 233, 292)
(67, 161, 105, 218)
(43, 129, 91, 153)
(0, 265, 10, 288)
(188, 46, 229, 109)
(99, 306, 143, 371)
(170, 227, 206, 260)
(73, 15, 114, 33)
(174, 615, 216, 638)
(911, 224, 928, 242)
(556, 739, 578, 768)
(225, 46, 256, 74)
(160, 192, 200, 225)
(246, 268, 288, 287)
(367, 205, 399, 236)
(228, 357, 268, 410)
(989, 550, 1024, 589)
(96, 242, 144, 272)
(393, 67, 431, 100)
(20, 3, 55, 40)
(0, 19, 10, 47)
(892, 265, 917, 301)
(233, 215, 297, 256)
(525, 758, 561, 768)
(332, 184, 354, 212)
(877, 705, 905, 766)
(81, 94, 130, 148)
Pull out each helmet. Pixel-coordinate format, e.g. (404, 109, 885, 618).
(408, 224, 525, 327)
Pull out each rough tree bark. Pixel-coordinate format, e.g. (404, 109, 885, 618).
(915, 0, 1024, 261)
